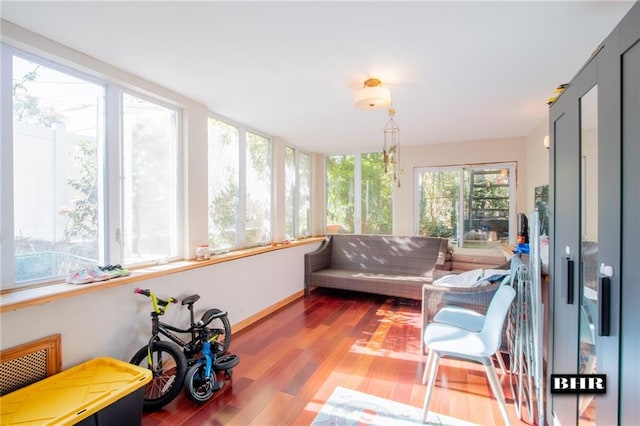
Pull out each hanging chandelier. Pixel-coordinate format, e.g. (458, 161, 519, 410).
(383, 107, 401, 187)
(353, 77, 401, 187)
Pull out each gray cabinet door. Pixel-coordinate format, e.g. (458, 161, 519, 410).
(549, 3, 640, 424)
(620, 7, 640, 423)
(549, 90, 581, 425)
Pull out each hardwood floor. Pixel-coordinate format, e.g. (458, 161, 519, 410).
(142, 289, 535, 425)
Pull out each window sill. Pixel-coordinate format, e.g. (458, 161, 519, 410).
(1, 237, 325, 313)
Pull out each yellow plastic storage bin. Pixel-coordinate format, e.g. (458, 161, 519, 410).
(0, 356, 151, 426)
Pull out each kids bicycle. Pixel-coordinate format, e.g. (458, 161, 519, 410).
(129, 288, 238, 409)
(184, 326, 239, 403)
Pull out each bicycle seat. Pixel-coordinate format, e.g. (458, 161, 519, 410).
(181, 294, 200, 306)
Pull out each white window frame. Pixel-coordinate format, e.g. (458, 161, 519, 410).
(1, 44, 184, 289)
(119, 89, 183, 266)
(207, 114, 273, 250)
(285, 145, 312, 239)
(324, 151, 394, 235)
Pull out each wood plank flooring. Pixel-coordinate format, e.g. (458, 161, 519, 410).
(142, 289, 536, 425)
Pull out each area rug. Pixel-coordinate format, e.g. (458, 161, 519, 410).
(311, 386, 478, 426)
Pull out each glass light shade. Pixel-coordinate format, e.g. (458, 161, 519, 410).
(353, 86, 392, 109)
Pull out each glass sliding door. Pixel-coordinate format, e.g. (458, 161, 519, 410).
(415, 168, 460, 242)
(463, 166, 512, 246)
(415, 163, 515, 247)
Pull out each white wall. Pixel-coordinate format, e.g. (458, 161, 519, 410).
(525, 118, 551, 215)
(0, 242, 321, 369)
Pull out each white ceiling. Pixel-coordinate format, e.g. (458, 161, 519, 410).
(1, 1, 635, 154)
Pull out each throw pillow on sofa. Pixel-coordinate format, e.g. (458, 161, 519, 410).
(433, 268, 485, 287)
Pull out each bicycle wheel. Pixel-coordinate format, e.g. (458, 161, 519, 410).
(184, 362, 221, 404)
(213, 353, 240, 371)
(130, 341, 187, 410)
(202, 308, 232, 356)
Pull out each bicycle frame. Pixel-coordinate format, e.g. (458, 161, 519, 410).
(156, 319, 206, 360)
(136, 288, 227, 365)
(145, 301, 226, 363)
(133, 288, 232, 409)
(192, 330, 219, 383)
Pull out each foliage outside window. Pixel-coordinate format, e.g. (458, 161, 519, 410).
(416, 169, 460, 239)
(415, 163, 515, 247)
(326, 155, 354, 233)
(11, 54, 104, 285)
(207, 118, 272, 250)
(208, 118, 239, 250)
(297, 152, 311, 237)
(326, 153, 393, 234)
(285, 147, 311, 239)
(245, 132, 272, 245)
(122, 93, 180, 264)
(361, 152, 393, 234)
(285, 147, 296, 239)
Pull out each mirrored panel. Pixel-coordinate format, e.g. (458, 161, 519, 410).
(578, 84, 598, 425)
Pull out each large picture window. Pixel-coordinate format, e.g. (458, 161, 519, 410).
(122, 93, 180, 264)
(207, 118, 272, 250)
(285, 147, 311, 239)
(326, 152, 393, 234)
(245, 131, 272, 245)
(415, 163, 516, 247)
(297, 151, 311, 237)
(326, 155, 355, 233)
(11, 54, 105, 285)
(2, 49, 182, 289)
(208, 118, 239, 250)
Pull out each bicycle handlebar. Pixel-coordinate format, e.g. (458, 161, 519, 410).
(134, 288, 178, 314)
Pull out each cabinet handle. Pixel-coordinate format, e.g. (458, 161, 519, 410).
(563, 257, 574, 304)
(599, 276, 611, 336)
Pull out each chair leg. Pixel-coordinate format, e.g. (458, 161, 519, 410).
(422, 350, 435, 385)
(483, 361, 512, 426)
(422, 353, 440, 423)
(495, 351, 508, 375)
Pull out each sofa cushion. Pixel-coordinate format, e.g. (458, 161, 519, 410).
(329, 234, 443, 276)
(311, 268, 431, 300)
(451, 247, 506, 264)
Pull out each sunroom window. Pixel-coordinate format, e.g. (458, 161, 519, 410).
(285, 147, 311, 239)
(326, 152, 393, 234)
(207, 118, 273, 250)
(11, 54, 105, 285)
(122, 93, 180, 265)
(2, 48, 182, 289)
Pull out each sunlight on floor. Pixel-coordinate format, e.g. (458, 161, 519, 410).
(348, 304, 424, 362)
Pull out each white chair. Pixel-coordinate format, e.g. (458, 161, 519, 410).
(429, 257, 522, 375)
(431, 306, 509, 374)
(422, 285, 516, 426)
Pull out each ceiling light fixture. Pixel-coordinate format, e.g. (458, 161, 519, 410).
(353, 78, 391, 109)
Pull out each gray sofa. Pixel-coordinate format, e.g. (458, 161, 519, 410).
(304, 234, 448, 301)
